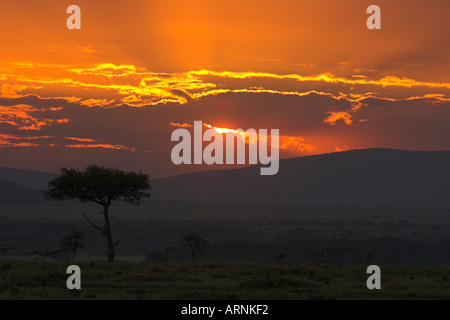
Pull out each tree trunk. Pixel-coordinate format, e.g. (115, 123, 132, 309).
(103, 205, 115, 262)
(189, 244, 196, 263)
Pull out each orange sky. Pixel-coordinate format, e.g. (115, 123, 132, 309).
(0, 0, 449, 178)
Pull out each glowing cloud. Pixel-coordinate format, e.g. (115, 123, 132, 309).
(279, 137, 314, 153)
(0, 134, 52, 147)
(66, 143, 136, 152)
(2, 62, 448, 111)
(0, 104, 68, 130)
(169, 121, 193, 128)
(0, 133, 139, 152)
(0, 84, 27, 98)
(81, 99, 116, 108)
(202, 123, 313, 154)
(71, 63, 139, 77)
(189, 70, 450, 90)
(335, 145, 349, 152)
(65, 137, 98, 142)
(324, 111, 353, 126)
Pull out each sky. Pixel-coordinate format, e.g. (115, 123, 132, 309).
(0, 0, 449, 179)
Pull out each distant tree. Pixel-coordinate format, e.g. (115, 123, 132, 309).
(59, 227, 86, 262)
(309, 247, 335, 265)
(274, 253, 285, 265)
(334, 246, 354, 265)
(0, 242, 15, 260)
(182, 233, 209, 263)
(32, 249, 63, 261)
(364, 251, 373, 264)
(44, 165, 151, 262)
(149, 246, 174, 263)
(309, 246, 352, 265)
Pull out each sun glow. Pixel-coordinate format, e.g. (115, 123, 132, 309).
(201, 123, 314, 153)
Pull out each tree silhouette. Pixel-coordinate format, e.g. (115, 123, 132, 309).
(59, 227, 86, 262)
(149, 246, 174, 263)
(308, 247, 335, 265)
(0, 242, 15, 260)
(31, 249, 63, 261)
(309, 246, 353, 265)
(182, 233, 209, 263)
(44, 165, 151, 262)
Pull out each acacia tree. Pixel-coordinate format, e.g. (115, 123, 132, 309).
(44, 165, 151, 262)
(182, 233, 209, 263)
(59, 227, 86, 262)
(0, 242, 15, 260)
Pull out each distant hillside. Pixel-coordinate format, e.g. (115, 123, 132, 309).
(151, 149, 450, 209)
(0, 167, 57, 190)
(1, 149, 450, 209)
(0, 177, 45, 205)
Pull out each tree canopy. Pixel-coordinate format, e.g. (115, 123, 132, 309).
(44, 165, 151, 262)
(44, 165, 151, 206)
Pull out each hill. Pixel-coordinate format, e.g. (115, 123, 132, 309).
(1, 149, 450, 208)
(0, 177, 45, 204)
(151, 148, 450, 208)
(0, 167, 57, 190)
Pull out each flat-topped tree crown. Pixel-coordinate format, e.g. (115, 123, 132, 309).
(44, 165, 151, 262)
(44, 165, 151, 205)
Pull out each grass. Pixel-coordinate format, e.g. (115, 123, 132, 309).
(0, 261, 449, 299)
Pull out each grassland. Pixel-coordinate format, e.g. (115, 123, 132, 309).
(0, 261, 449, 300)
